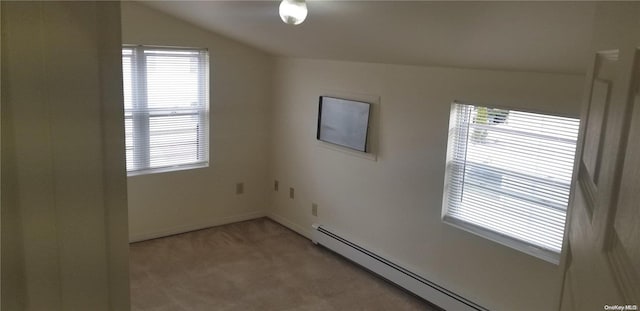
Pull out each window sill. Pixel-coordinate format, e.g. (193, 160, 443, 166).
(443, 215, 561, 265)
(127, 162, 209, 177)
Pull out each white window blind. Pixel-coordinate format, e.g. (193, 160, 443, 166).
(122, 46, 209, 175)
(442, 102, 579, 263)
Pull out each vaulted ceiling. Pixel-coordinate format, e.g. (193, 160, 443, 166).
(142, 1, 596, 75)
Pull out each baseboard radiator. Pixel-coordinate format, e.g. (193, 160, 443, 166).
(312, 224, 488, 311)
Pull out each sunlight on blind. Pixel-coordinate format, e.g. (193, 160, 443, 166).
(122, 46, 209, 174)
(443, 102, 579, 261)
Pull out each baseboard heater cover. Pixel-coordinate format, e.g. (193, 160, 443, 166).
(311, 224, 488, 311)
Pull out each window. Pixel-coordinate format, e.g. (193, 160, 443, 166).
(442, 102, 580, 263)
(122, 46, 209, 175)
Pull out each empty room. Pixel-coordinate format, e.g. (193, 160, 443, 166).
(2, 1, 639, 311)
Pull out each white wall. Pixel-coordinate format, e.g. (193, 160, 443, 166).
(1, 2, 130, 310)
(268, 57, 584, 311)
(121, 2, 273, 241)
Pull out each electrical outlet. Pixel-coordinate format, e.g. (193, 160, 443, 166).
(236, 182, 244, 195)
(289, 187, 294, 199)
(274, 180, 279, 192)
(311, 203, 318, 216)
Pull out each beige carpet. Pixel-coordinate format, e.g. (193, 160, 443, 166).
(130, 218, 439, 311)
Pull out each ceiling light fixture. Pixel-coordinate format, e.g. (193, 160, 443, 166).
(279, 0, 307, 25)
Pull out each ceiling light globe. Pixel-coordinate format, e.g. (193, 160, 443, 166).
(279, 0, 308, 25)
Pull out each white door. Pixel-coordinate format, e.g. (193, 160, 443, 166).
(560, 3, 640, 311)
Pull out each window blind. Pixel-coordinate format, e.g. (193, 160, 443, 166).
(443, 102, 579, 263)
(122, 46, 209, 175)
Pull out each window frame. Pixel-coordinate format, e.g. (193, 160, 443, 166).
(122, 45, 210, 176)
(441, 101, 580, 264)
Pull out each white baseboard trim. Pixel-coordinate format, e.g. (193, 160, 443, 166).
(266, 212, 312, 239)
(312, 224, 488, 311)
(129, 210, 266, 243)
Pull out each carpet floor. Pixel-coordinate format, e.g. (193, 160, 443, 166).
(129, 217, 439, 311)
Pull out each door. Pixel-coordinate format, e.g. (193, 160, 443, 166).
(560, 3, 640, 311)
